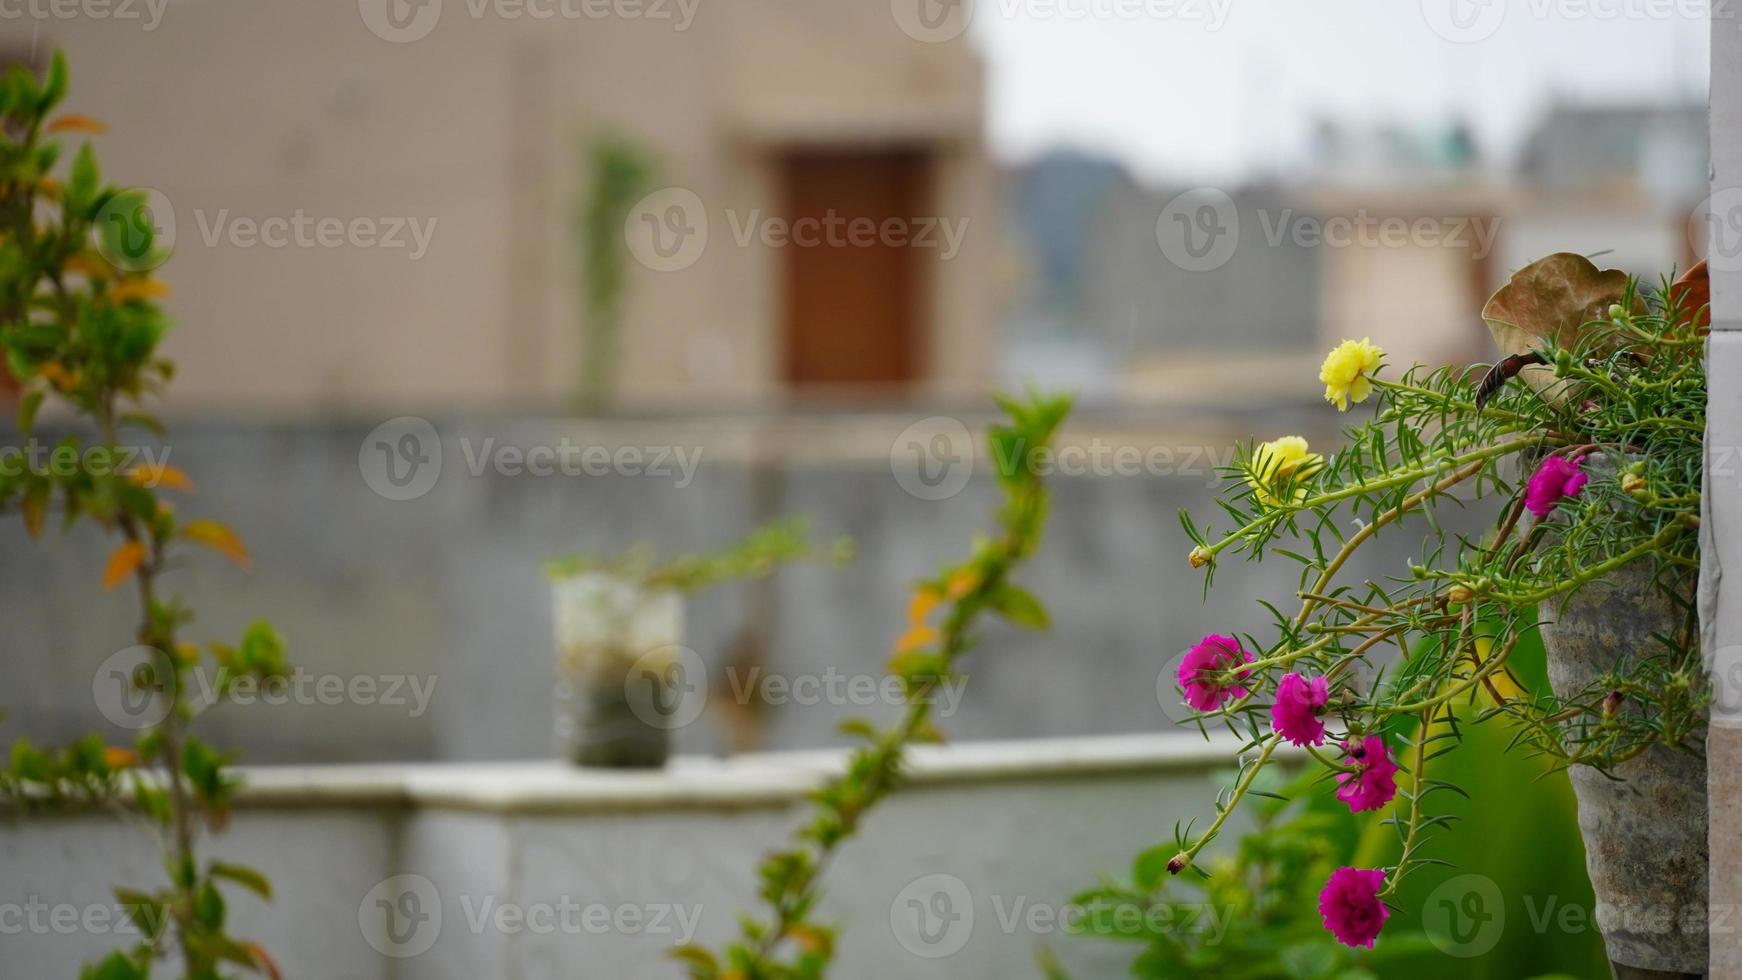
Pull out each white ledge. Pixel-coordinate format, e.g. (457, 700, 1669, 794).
(216, 732, 1253, 815)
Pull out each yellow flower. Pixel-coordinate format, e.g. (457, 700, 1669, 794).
(1246, 436, 1323, 507)
(1319, 337, 1384, 411)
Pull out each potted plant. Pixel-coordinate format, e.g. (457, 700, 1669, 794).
(1168, 253, 1710, 977)
(545, 517, 850, 768)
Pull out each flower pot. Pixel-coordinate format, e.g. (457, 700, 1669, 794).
(1538, 559, 1707, 978)
(551, 572, 685, 768)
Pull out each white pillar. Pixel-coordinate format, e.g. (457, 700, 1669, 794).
(1706, 10, 1742, 976)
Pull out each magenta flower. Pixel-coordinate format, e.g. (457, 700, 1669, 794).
(1176, 634, 1252, 712)
(1270, 673, 1330, 746)
(1319, 866, 1389, 948)
(1523, 454, 1589, 519)
(1334, 735, 1399, 812)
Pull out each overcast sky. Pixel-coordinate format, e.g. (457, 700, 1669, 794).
(972, 0, 1710, 184)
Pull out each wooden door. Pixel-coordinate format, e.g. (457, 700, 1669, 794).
(779, 150, 928, 388)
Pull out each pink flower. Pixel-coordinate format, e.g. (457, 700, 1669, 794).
(1524, 454, 1589, 519)
(1270, 673, 1330, 746)
(1319, 866, 1389, 948)
(1334, 735, 1399, 812)
(1176, 634, 1252, 712)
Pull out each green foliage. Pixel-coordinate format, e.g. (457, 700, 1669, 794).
(0, 52, 283, 980)
(544, 515, 854, 594)
(673, 391, 1073, 980)
(1062, 772, 1436, 979)
(1160, 255, 1707, 950)
(575, 132, 655, 410)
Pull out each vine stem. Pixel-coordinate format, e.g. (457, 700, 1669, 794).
(1381, 706, 1435, 898)
(748, 487, 1043, 963)
(1202, 436, 1549, 560)
(102, 401, 199, 973)
(1487, 521, 1692, 606)
(1167, 734, 1281, 874)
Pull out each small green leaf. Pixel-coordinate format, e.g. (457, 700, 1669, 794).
(991, 583, 1049, 630)
(209, 861, 272, 900)
(17, 389, 43, 432)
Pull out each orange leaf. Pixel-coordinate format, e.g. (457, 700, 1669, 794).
(1670, 260, 1710, 330)
(46, 114, 107, 134)
(102, 540, 147, 590)
(109, 278, 170, 304)
(128, 463, 194, 492)
(183, 519, 251, 569)
(38, 360, 78, 392)
(21, 490, 46, 539)
(243, 942, 282, 980)
(893, 625, 938, 655)
(62, 253, 108, 279)
(907, 587, 940, 626)
(946, 568, 979, 600)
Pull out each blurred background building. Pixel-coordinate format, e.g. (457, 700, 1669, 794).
(0, 0, 1713, 764)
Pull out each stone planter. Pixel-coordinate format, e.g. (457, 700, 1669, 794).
(1538, 559, 1708, 978)
(551, 572, 686, 768)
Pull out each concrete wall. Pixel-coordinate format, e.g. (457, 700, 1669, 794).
(0, 409, 1452, 765)
(0, 736, 1263, 980)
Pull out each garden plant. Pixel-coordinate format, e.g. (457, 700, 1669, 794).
(1166, 253, 1710, 976)
(675, 391, 1073, 979)
(0, 53, 286, 980)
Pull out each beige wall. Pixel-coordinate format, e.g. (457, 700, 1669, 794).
(9, 0, 997, 414)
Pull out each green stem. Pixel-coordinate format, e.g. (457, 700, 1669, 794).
(1204, 437, 1549, 559)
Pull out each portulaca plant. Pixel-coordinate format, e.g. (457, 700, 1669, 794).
(1167, 254, 1707, 950)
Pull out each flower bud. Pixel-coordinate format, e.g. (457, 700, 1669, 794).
(1607, 303, 1627, 321)
(1620, 472, 1647, 496)
(1188, 545, 1212, 569)
(1554, 349, 1575, 373)
(1166, 855, 1189, 875)
(1447, 584, 1474, 606)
